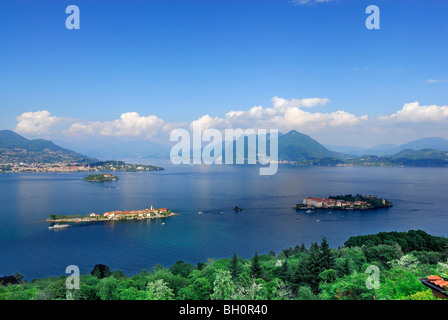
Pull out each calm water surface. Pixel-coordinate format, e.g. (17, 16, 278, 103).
(0, 162, 447, 279)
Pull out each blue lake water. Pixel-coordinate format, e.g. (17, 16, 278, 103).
(0, 162, 447, 280)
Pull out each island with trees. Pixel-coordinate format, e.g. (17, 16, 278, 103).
(83, 174, 118, 182)
(295, 194, 393, 210)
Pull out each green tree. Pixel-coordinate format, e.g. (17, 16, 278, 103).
(250, 252, 262, 279)
(170, 260, 195, 278)
(319, 271, 377, 300)
(145, 279, 174, 300)
(318, 269, 338, 284)
(91, 264, 111, 279)
(297, 286, 317, 300)
(320, 237, 335, 270)
(279, 259, 289, 283)
(179, 278, 212, 300)
(229, 253, 242, 281)
(97, 277, 120, 300)
(45, 278, 67, 300)
(118, 287, 146, 300)
(210, 269, 236, 300)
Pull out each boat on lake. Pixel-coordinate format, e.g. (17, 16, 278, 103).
(49, 224, 70, 230)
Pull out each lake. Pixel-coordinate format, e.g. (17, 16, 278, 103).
(0, 162, 447, 280)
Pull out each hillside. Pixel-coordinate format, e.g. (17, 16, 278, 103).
(0, 130, 97, 164)
(217, 130, 344, 163)
(277, 130, 341, 161)
(347, 148, 448, 167)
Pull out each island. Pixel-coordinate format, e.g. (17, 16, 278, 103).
(295, 194, 393, 210)
(47, 205, 176, 224)
(83, 173, 118, 182)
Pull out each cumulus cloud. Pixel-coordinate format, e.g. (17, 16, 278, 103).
(64, 112, 165, 139)
(14, 98, 448, 147)
(15, 110, 62, 136)
(379, 102, 448, 123)
(188, 96, 367, 133)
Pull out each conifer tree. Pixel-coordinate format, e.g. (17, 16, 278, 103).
(250, 251, 262, 279)
(229, 252, 241, 281)
(320, 237, 335, 270)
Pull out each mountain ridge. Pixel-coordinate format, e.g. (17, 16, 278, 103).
(0, 130, 97, 164)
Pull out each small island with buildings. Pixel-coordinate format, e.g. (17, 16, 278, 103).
(295, 194, 393, 211)
(46, 205, 175, 225)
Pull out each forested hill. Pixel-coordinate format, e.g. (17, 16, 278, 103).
(344, 230, 448, 253)
(0, 130, 97, 164)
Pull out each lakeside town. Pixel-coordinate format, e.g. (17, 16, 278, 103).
(47, 205, 175, 224)
(295, 194, 393, 210)
(0, 160, 163, 173)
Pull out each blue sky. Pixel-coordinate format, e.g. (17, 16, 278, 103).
(0, 0, 447, 147)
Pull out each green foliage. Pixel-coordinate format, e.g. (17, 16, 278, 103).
(145, 279, 174, 300)
(297, 286, 317, 300)
(170, 261, 195, 278)
(229, 253, 242, 281)
(344, 230, 448, 254)
(250, 252, 262, 279)
(400, 289, 437, 300)
(210, 269, 236, 300)
(3, 230, 446, 301)
(91, 264, 112, 279)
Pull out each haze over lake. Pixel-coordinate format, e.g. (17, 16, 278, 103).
(1, 161, 447, 280)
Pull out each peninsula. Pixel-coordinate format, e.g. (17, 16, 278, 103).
(47, 206, 176, 224)
(295, 194, 392, 210)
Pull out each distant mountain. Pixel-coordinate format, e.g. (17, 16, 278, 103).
(209, 130, 347, 163)
(0, 130, 97, 164)
(347, 148, 448, 167)
(398, 137, 448, 153)
(277, 130, 343, 161)
(389, 148, 448, 160)
(327, 137, 448, 157)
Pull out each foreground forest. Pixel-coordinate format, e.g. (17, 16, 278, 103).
(1, 230, 447, 300)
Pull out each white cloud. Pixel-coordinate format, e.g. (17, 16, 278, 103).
(15, 110, 62, 136)
(64, 112, 164, 139)
(426, 79, 447, 83)
(188, 97, 367, 134)
(14, 98, 448, 148)
(379, 102, 448, 123)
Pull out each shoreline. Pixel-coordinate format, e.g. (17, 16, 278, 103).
(46, 212, 178, 223)
(295, 206, 392, 211)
